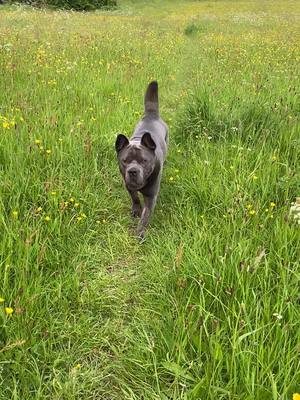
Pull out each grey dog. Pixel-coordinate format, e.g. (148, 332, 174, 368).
(115, 81, 168, 239)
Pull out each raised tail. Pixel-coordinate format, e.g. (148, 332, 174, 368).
(144, 81, 159, 115)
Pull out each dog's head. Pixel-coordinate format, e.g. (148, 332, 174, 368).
(115, 132, 156, 191)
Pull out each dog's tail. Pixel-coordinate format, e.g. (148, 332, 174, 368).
(144, 81, 159, 116)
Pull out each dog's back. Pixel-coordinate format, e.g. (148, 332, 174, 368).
(131, 81, 168, 162)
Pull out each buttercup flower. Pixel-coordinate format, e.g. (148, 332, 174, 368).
(44, 216, 51, 222)
(12, 210, 18, 218)
(5, 307, 14, 315)
(293, 394, 300, 400)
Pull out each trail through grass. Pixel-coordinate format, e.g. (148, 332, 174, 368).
(0, 1, 299, 399)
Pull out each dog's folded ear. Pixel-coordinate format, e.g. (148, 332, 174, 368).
(141, 132, 156, 151)
(115, 134, 129, 153)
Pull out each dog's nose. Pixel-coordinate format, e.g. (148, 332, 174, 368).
(128, 168, 137, 177)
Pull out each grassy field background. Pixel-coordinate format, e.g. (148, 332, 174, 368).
(0, 0, 299, 398)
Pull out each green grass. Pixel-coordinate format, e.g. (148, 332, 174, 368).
(0, 0, 299, 399)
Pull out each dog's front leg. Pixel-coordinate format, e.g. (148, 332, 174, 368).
(136, 194, 157, 239)
(129, 190, 142, 218)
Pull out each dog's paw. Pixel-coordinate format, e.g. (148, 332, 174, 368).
(136, 227, 146, 242)
(131, 205, 142, 218)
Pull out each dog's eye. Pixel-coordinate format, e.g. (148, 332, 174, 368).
(121, 158, 128, 164)
(142, 159, 147, 163)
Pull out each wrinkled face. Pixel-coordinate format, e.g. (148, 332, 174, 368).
(116, 133, 156, 191)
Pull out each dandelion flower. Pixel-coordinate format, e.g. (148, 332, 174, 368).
(293, 394, 300, 400)
(5, 307, 14, 315)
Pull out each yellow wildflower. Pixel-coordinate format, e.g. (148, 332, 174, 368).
(69, 197, 75, 203)
(75, 363, 81, 369)
(51, 191, 57, 196)
(44, 216, 51, 222)
(270, 202, 276, 208)
(46, 149, 51, 155)
(169, 176, 174, 181)
(74, 203, 80, 208)
(5, 307, 14, 315)
(12, 210, 18, 218)
(293, 394, 300, 400)
(2, 121, 10, 129)
(0, 297, 4, 303)
(35, 139, 41, 145)
(249, 210, 256, 216)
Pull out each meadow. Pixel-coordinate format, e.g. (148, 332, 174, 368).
(0, 0, 299, 398)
